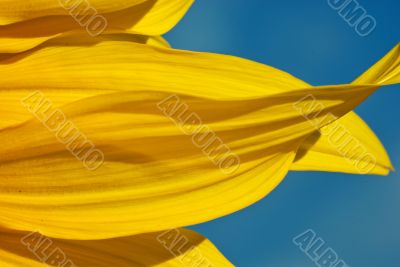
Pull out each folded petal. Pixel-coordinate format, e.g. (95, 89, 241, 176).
(353, 43, 400, 85)
(0, 39, 398, 239)
(0, 0, 193, 53)
(291, 111, 393, 175)
(291, 43, 400, 175)
(0, 228, 233, 266)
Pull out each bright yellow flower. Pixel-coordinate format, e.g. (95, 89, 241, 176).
(0, 1, 397, 265)
(0, 32, 398, 240)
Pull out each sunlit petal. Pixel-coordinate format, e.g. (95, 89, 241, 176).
(0, 38, 398, 239)
(0, 228, 232, 266)
(0, 0, 192, 53)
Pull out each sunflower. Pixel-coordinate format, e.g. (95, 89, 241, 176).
(0, 0, 398, 266)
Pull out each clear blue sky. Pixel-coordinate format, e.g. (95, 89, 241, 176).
(166, 1, 400, 266)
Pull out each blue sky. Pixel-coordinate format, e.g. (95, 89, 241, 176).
(166, 1, 400, 266)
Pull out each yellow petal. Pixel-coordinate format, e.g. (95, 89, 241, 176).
(0, 0, 192, 53)
(353, 43, 400, 85)
(292, 111, 393, 175)
(0, 34, 167, 130)
(291, 43, 400, 175)
(0, 0, 145, 24)
(0, 89, 386, 239)
(0, 33, 310, 130)
(0, 39, 398, 239)
(0, 228, 233, 266)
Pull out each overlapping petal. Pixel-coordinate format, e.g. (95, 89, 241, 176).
(0, 38, 398, 239)
(0, 0, 192, 53)
(0, 34, 394, 175)
(292, 111, 393, 175)
(292, 44, 400, 175)
(0, 228, 232, 266)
